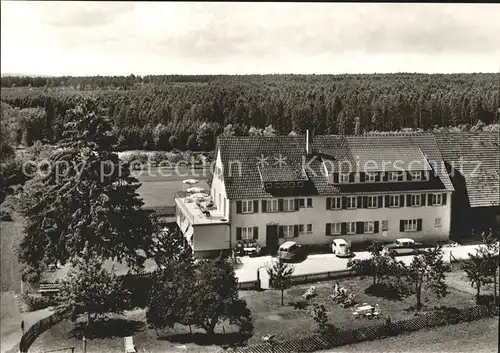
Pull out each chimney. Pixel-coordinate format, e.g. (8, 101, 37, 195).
(306, 129, 313, 155)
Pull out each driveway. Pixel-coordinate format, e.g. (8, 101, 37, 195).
(235, 244, 483, 283)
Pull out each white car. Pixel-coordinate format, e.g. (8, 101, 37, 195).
(332, 239, 351, 257)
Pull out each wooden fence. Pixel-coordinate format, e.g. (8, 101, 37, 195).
(19, 307, 72, 353)
(225, 305, 498, 353)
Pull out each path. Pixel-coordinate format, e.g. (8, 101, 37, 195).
(0, 292, 53, 353)
(235, 244, 483, 282)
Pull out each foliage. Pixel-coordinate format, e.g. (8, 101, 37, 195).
(151, 227, 195, 270)
(307, 302, 330, 334)
(21, 265, 43, 284)
(401, 246, 449, 311)
(267, 258, 295, 305)
(147, 257, 252, 336)
(146, 262, 196, 331)
(58, 257, 130, 325)
(22, 293, 60, 311)
(1, 73, 499, 151)
(0, 210, 13, 221)
(347, 241, 395, 285)
(18, 101, 155, 270)
(190, 258, 251, 335)
(464, 232, 500, 305)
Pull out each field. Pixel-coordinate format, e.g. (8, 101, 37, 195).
(30, 273, 484, 353)
(327, 317, 498, 353)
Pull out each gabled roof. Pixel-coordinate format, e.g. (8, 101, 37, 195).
(435, 132, 499, 208)
(258, 165, 308, 182)
(218, 134, 454, 200)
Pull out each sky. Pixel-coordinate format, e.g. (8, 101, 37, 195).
(1, 2, 500, 76)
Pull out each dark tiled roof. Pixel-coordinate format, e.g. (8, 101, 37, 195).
(320, 145, 431, 173)
(435, 132, 500, 208)
(218, 134, 454, 200)
(259, 165, 308, 182)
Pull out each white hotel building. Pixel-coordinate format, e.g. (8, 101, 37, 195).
(175, 133, 454, 257)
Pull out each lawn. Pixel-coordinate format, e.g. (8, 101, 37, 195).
(30, 274, 479, 353)
(326, 317, 499, 353)
(135, 167, 210, 207)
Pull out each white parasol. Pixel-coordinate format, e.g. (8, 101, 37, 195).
(183, 179, 199, 185)
(187, 186, 204, 193)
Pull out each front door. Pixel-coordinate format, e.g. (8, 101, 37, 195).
(266, 225, 279, 255)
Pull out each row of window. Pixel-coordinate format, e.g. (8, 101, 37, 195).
(237, 193, 447, 215)
(326, 193, 447, 210)
(237, 198, 313, 214)
(325, 218, 432, 235)
(236, 224, 313, 240)
(237, 218, 441, 240)
(333, 170, 428, 184)
(264, 181, 305, 189)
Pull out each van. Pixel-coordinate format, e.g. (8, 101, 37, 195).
(277, 241, 303, 262)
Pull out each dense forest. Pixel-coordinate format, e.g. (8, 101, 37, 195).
(1, 73, 499, 151)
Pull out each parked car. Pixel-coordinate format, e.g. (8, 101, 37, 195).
(277, 241, 304, 262)
(332, 239, 352, 257)
(382, 238, 422, 256)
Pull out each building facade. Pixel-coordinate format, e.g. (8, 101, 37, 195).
(176, 133, 454, 257)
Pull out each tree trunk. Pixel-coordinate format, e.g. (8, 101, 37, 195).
(494, 269, 498, 307)
(416, 283, 422, 311)
(281, 289, 284, 306)
(476, 282, 481, 304)
(206, 320, 216, 335)
(189, 325, 192, 335)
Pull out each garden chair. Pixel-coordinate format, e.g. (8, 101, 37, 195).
(124, 336, 136, 353)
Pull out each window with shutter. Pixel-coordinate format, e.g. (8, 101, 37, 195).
(236, 201, 242, 214)
(295, 199, 300, 211)
(360, 172, 366, 182)
(341, 222, 347, 235)
(299, 198, 305, 208)
(326, 197, 331, 210)
(400, 220, 405, 232)
(253, 227, 259, 240)
(341, 197, 347, 209)
(294, 225, 299, 237)
(363, 221, 374, 234)
(349, 173, 355, 183)
(262, 200, 267, 212)
(374, 221, 379, 233)
(253, 200, 259, 213)
(442, 193, 447, 205)
(307, 198, 313, 207)
(236, 227, 242, 240)
(378, 196, 383, 208)
(326, 223, 331, 236)
(421, 194, 426, 206)
(278, 226, 284, 238)
(333, 173, 339, 183)
(385, 195, 390, 208)
(400, 194, 405, 207)
(357, 196, 363, 208)
(356, 221, 364, 234)
(417, 219, 423, 231)
(346, 222, 356, 234)
(278, 199, 283, 212)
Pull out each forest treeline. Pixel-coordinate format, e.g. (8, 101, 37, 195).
(1, 73, 499, 151)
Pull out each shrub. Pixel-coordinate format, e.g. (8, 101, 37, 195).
(0, 210, 13, 221)
(23, 293, 59, 311)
